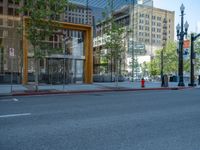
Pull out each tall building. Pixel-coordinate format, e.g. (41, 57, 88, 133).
(0, 1, 93, 84)
(71, 0, 137, 9)
(138, 0, 153, 6)
(93, 3, 175, 77)
(0, 0, 22, 79)
(62, 2, 93, 38)
(64, 2, 93, 25)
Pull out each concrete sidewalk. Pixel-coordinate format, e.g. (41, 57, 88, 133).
(0, 81, 195, 96)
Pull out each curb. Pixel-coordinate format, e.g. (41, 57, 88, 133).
(11, 86, 191, 97)
(0, 93, 11, 97)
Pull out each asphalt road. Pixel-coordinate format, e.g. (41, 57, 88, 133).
(0, 89, 200, 150)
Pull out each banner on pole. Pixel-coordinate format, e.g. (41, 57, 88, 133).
(9, 48, 15, 57)
(183, 39, 190, 48)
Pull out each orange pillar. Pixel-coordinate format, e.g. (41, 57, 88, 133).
(22, 19, 28, 84)
(84, 28, 93, 83)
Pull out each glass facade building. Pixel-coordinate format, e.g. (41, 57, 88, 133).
(71, 0, 137, 9)
(0, 0, 92, 84)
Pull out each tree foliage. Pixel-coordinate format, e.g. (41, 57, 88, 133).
(193, 39, 200, 75)
(104, 22, 125, 64)
(17, 0, 69, 57)
(102, 0, 126, 84)
(147, 41, 178, 76)
(17, 0, 69, 90)
(146, 39, 200, 77)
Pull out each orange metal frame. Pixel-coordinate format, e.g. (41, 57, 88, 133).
(22, 17, 93, 84)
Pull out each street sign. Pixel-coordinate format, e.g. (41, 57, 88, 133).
(128, 42, 146, 55)
(9, 48, 15, 57)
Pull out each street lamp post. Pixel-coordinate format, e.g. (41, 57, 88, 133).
(176, 4, 189, 86)
(161, 16, 167, 87)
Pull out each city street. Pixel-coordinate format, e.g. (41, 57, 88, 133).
(0, 89, 200, 150)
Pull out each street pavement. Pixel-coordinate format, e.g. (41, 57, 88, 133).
(0, 89, 200, 150)
(0, 81, 193, 96)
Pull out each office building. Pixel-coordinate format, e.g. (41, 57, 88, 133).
(0, 0, 93, 84)
(71, 0, 137, 9)
(93, 3, 175, 77)
(0, 0, 22, 80)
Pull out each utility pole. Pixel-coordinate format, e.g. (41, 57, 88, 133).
(188, 33, 200, 86)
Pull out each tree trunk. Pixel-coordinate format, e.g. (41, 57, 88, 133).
(34, 56, 39, 91)
(33, 45, 39, 91)
(115, 59, 119, 87)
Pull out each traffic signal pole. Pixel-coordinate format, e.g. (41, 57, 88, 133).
(189, 33, 200, 86)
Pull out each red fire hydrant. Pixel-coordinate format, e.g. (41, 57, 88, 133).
(141, 78, 145, 88)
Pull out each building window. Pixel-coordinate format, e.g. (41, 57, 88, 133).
(0, 7, 2, 14)
(140, 26, 144, 30)
(8, 8, 14, 15)
(0, 19, 3, 25)
(8, 0, 14, 4)
(157, 28, 161, 32)
(145, 27, 149, 31)
(145, 39, 149, 43)
(157, 22, 161, 27)
(157, 17, 161, 21)
(8, 19, 13, 26)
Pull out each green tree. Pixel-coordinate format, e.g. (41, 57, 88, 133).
(17, 0, 69, 91)
(141, 61, 149, 78)
(162, 41, 178, 74)
(103, 0, 126, 86)
(148, 57, 160, 77)
(194, 39, 200, 75)
(147, 41, 178, 77)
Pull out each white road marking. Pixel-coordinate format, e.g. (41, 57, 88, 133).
(0, 113, 31, 118)
(0, 98, 19, 102)
(13, 98, 19, 101)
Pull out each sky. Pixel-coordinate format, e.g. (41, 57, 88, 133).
(71, 0, 200, 33)
(154, 0, 200, 33)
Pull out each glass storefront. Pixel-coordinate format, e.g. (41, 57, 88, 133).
(27, 30, 86, 84)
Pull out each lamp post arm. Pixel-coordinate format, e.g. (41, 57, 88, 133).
(194, 33, 200, 41)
